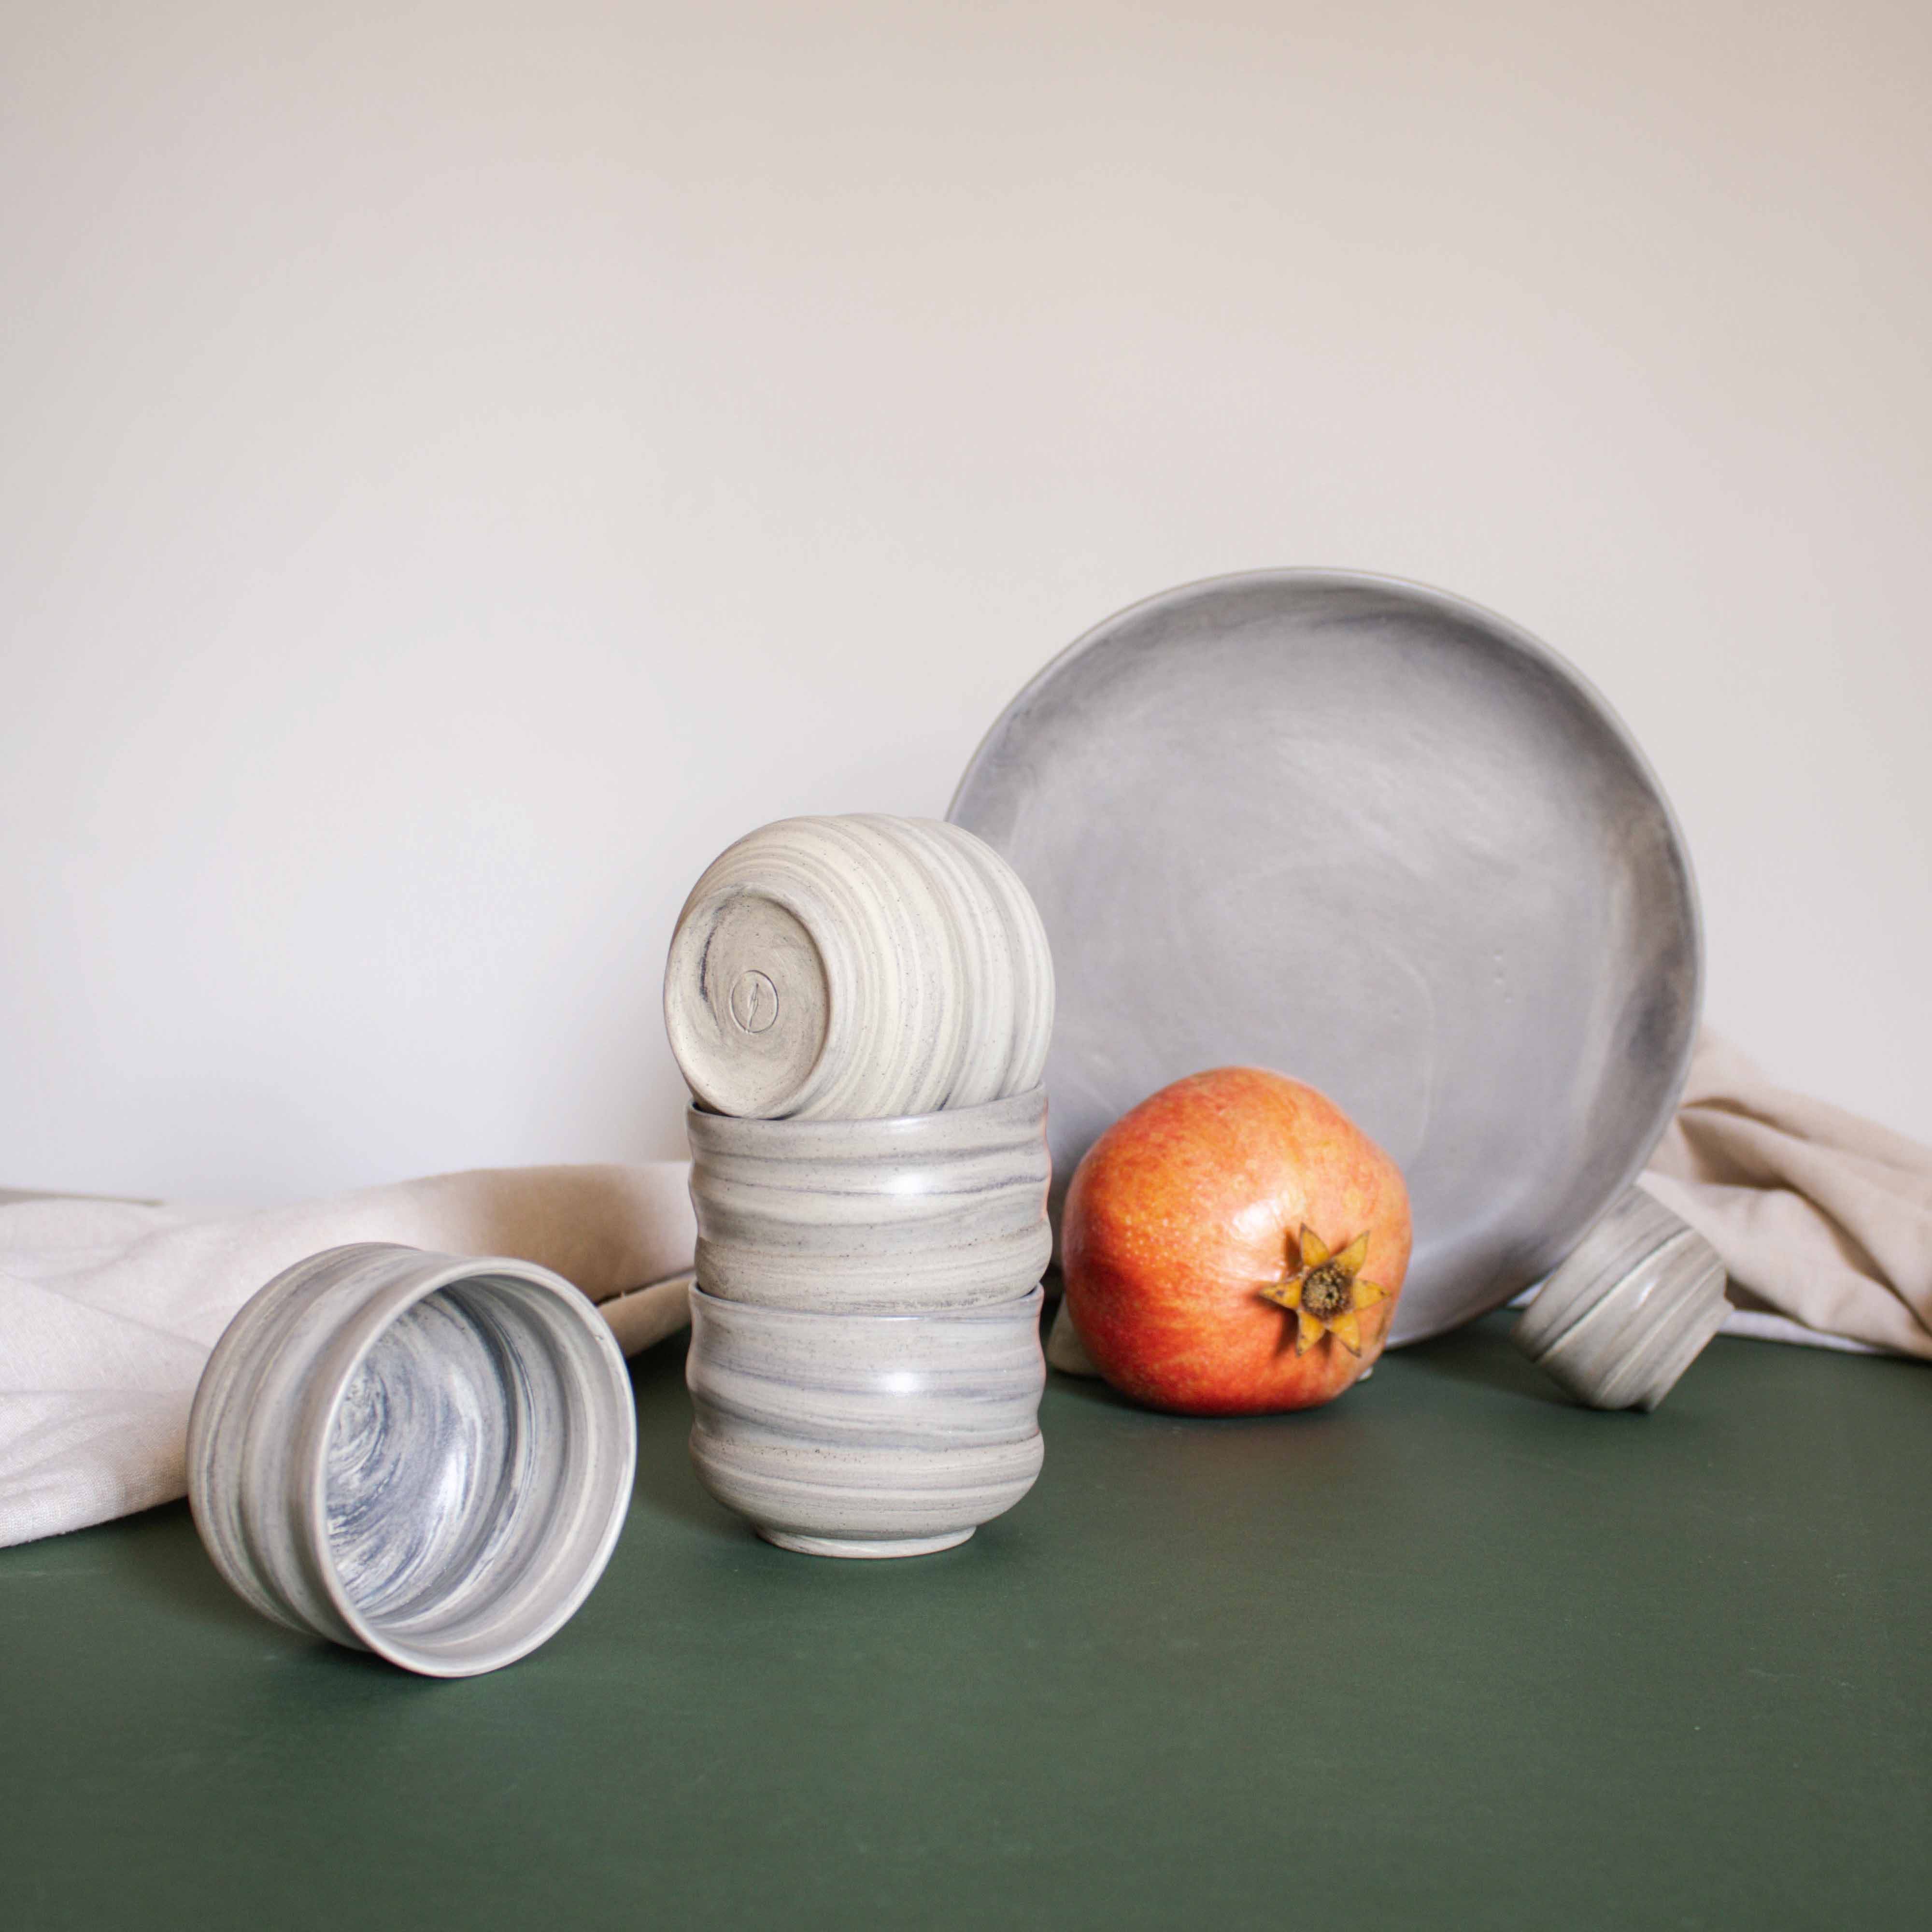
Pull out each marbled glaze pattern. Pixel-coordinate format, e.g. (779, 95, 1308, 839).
(688, 1087, 1051, 1311)
(664, 814, 1053, 1121)
(686, 1283, 1046, 1555)
(949, 569, 1702, 1344)
(187, 1243, 636, 1677)
(1513, 1185, 1731, 1411)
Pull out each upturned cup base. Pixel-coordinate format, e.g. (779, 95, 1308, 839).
(760, 1528, 975, 1560)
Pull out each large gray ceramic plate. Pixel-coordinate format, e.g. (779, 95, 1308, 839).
(949, 570, 1701, 1345)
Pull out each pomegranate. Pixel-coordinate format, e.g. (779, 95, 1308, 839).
(1062, 1066, 1412, 1415)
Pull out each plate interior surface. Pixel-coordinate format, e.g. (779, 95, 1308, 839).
(949, 571, 1700, 1343)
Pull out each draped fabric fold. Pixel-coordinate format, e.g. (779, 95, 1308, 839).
(1639, 1032, 1932, 1360)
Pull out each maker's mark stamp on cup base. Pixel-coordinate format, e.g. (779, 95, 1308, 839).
(728, 968, 781, 1035)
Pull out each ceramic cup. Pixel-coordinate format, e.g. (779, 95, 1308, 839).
(1512, 1185, 1731, 1411)
(663, 813, 1053, 1121)
(187, 1243, 637, 1677)
(685, 1283, 1046, 1557)
(687, 1086, 1051, 1313)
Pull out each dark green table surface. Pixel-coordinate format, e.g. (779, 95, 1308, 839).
(4, 1316, 1926, 1931)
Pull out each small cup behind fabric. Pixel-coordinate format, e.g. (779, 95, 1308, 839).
(685, 1283, 1047, 1558)
(1512, 1186, 1730, 1410)
(663, 813, 1053, 1121)
(187, 1243, 636, 1677)
(687, 1087, 1052, 1312)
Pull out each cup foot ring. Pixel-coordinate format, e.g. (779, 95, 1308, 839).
(760, 1528, 975, 1560)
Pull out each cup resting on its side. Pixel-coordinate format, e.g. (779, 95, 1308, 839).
(1512, 1186, 1730, 1411)
(187, 1243, 637, 1677)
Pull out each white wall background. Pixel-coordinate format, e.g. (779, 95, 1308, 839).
(3, 0, 1928, 1202)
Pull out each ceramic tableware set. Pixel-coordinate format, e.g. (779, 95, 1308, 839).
(179, 812, 1057, 1679)
(179, 568, 1719, 1678)
(665, 813, 1055, 1557)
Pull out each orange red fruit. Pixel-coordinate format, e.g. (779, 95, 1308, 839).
(1062, 1067, 1412, 1415)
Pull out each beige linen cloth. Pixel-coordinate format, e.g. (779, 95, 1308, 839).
(1639, 1031, 1932, 1358)
(3, 1030, 1927, 1549)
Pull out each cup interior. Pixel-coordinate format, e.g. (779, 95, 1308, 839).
(319, 1273, 629, 1676)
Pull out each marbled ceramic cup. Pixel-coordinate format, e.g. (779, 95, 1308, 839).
(663, 814, 1053, 1121)
(187, 1243, 636, 1677)
(687, 1086, 1051, 1312)
(1512, 1186, 1731, 1411)
(685, 1283, 1046, 1557)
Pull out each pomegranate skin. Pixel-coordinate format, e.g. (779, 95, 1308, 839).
(1062, 1067, 1412, 1416)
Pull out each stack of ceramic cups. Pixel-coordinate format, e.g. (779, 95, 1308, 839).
(664, 814, 1053, 1559)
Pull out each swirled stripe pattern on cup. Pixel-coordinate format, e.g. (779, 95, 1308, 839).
(687, 1087, 1052, 1312)
(685, 1284, 1046, 1552)
(664, 813, 1053, 1121)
